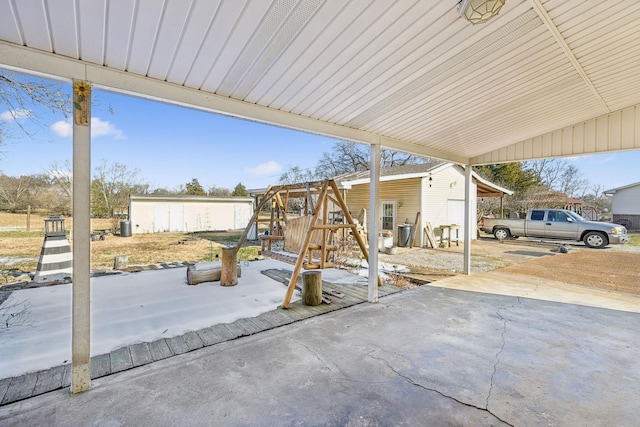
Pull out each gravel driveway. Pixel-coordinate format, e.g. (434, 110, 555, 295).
(378, 237, 640, 295)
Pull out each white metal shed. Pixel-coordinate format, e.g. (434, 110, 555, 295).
(129, 195, 253, 234)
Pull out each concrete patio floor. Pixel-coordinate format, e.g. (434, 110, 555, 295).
(1, 272, 639, 426)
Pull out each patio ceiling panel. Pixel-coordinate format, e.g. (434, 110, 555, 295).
(145, 1, 195, 82)
(103, 0, 135, 71)
(226, 0, 329, 102)
(247, 1, 371, 109)
(288, 1, 441, 120)
(9, 0, 52, 51)
(76, 1, 106, 65)
(47, 0, 81, 60)
(0, 1, 21, 44)
(177, 1, 246, 89)
(125, 1, 166, 76)
(261, 1, 401, 114)
(377, 25, 561, 141)
(338, 2, 507, 131)
(316, 1, 463, 125)
(198, 1, 273, 95)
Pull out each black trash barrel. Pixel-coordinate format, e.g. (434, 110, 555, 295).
(120, 221, 132, 237)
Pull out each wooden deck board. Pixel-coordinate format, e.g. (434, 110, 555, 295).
(0, 378, 11, 403)
(148, 339, 173, 361)
(210, 324, 237, 341)
(33, 365, 64, 396)
(234, 318, 262, 335)
(110, 347, 133, 373)
(196, 326, 225, 346)
(62, 364, 71, 387)
(260, 310, 296, 327)
(166, 335, 190, 355)
(248, 314, 276, 330)
(183, 331, 205, 351)
(2, 372, 38, 404)
(130, 343, 154, 367)
(91, 354, 112, 379)
(223, 321, 248, 338)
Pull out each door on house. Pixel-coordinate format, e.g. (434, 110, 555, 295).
(381, 201, 396, 232)
(447, 199, 465, 238)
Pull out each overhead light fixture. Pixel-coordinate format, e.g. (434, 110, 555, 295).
(458, 0, 506, 24)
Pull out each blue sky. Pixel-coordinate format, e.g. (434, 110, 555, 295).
(0, 86, 335, 191)
(0, 81, 637, 192)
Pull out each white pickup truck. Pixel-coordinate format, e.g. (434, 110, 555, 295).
(479, 209, 629, 248)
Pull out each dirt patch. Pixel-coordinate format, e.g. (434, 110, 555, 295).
(378, 238, 640, 296)
(497, 249, 640, 295)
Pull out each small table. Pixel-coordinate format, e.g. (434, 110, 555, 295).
(438, 224, 460, 248)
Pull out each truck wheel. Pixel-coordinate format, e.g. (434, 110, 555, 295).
(494, 228, 511, 241)
(584, 231, 608, 248)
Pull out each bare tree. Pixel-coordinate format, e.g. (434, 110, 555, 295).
(314, 141, 426, 179)
(38, 160, 73, 213)
(581, 184, 612, 219)
(556, 164, 589, 198)
(0, 71, 70, 145)
(91, 160, 144, 217)
(207, 186, 231, 197)
(279, 166, 316, 185)
(47, 160, 73, 199)
(0, 173, 41, 211)
(526, 159, 589, 198)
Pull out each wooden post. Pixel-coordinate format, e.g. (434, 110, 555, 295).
(113, 255, 128, 270)
(27, 204, 31, 232)
(220, 246, 238, 287)
(71, 80, 92, 393)
(302, 271, 322, 306)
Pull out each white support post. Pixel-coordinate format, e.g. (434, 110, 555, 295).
(463, 165, 472, 274)
(71, 80, 92, 393)
(368, 143, 381, 302)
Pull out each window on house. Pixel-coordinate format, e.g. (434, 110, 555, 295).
(381, 201, 395, 231)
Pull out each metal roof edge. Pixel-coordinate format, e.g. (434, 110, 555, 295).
(604, 181, 640, 194)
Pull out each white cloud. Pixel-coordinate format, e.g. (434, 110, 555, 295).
(50, 120, 73, 137)
(245, 160, 282, 176)
(91, 117, 125, 139)
(1, 109, 31, 121)
(50, 117, 125, 139)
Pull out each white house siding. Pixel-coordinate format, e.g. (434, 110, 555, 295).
(342, 166, 484, 247)
(610, 184, 640, 229)
(420, 167, 477, 245)
(129, 197, 253, 234)
(345, 178, 421, 244)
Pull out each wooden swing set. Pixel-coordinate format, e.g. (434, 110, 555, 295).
(236, 179, 379, 308)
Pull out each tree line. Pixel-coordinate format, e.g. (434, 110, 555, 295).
(473, 160, 611, 219)
(0, 160, 248, 217)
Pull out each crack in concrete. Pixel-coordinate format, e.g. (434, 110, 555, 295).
(487, 310, 508, 409)
(366, 352, 514, 427)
